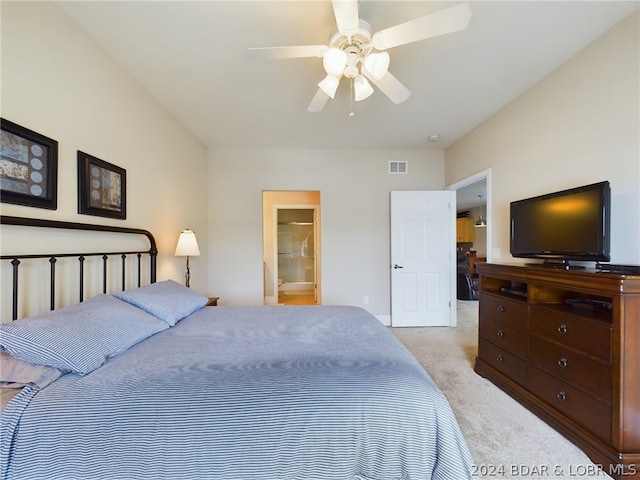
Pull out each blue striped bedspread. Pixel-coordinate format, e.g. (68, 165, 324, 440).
(1, 305, 476, 480)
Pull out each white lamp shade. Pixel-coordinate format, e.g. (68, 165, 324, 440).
(354, 75, 374, 101)
(322, 47, 347, 77)
(174, 229, 200, 256)
(364, 52, 390, 80)
(318, 75, 340, 99)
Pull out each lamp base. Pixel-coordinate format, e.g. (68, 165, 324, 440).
(185, 256, 191, 288)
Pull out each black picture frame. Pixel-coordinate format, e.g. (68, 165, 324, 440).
(1, 118, 59, 210)
(77, 151, 126, 220)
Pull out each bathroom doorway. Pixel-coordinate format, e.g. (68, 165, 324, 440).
(262, 191, 321, 305)
(277, 208, 316, 305)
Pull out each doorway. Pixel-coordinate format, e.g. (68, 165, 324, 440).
(447, 168, 492, 264)
(277, 208, 316, 305)
(262, 191, 321, 305)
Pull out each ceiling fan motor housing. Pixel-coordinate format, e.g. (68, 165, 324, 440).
(328, 20, 374, 66)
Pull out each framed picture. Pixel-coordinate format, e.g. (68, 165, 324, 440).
(1, 118, 58, 209)
(77, 151, 126, 220)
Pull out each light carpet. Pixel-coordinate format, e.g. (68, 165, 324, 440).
(391, 300, 613, 480)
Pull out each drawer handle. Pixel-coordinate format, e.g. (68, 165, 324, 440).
(497, 305, 505, 313)
(557, 323, 568, 335)
(556, 391, 567, 402)
(557, 357, 568, 368)
(496, 354, 504, 363)
(496, 330, 505, 338)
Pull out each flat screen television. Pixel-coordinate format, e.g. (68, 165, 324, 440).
(510, 181, 610, 268)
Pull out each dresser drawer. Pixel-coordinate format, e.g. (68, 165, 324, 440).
(478, 338, 527, 386)
(528, 335, 611, 402)
(480, 293, 528, 330)
(530, 307, 611, 363)
(479, 316, 527, 358)
(528, 366, 611, 442)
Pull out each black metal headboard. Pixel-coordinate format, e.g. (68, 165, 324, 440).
(1, 215, 157, 320)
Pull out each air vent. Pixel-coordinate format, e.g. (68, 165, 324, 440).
(388, 161, 408, 174)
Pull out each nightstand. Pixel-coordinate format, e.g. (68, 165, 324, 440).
(206, 297, 219, 306)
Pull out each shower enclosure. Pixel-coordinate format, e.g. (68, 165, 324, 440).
(277, 209, 315, 297)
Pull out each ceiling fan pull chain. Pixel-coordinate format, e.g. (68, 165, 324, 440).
(349, 79, 355, 117)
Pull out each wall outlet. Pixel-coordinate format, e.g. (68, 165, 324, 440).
(363, 296, 369, 305)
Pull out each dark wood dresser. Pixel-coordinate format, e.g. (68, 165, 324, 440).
(474, 263, 640, 479)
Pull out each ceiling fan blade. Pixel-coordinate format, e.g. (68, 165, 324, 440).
(247, 45, 327, 59)
(308, 89, 330, 112)
(372, 3, 471, 51)
(332, 0, 359, 36)
(362, 68, 411, 104)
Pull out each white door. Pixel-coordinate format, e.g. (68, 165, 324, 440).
(391, 191, 456, 327)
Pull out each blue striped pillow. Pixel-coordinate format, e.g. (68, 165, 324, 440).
(113, 280, 208, 326)
(0, 295, 169, 375)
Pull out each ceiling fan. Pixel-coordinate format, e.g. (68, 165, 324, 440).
(248, 1, 472, 113)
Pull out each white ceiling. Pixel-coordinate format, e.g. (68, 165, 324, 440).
(57, 1, 637, 151)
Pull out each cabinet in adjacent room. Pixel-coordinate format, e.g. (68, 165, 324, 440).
(474, 263, 640, 480)
(456, 217, 474, 243)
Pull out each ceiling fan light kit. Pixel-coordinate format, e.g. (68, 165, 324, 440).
(364, 52, 390, 80)
(323, 47, 348, 76)
(318, 75, 340, 99)
(249, 1, 472, 114)
(353, 75, 374, 101)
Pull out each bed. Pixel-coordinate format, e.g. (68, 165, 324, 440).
(0, 216, 476, 480)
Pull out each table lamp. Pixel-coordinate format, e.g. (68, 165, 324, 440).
(174, 229, 200, 287)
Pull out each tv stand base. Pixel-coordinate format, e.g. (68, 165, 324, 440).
(526, 260, 586, 270)
(475, 263, 640, 480)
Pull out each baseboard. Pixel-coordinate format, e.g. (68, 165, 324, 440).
(264, 296, 278, 305)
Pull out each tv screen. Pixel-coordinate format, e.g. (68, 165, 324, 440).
(510, 181, 610, 266)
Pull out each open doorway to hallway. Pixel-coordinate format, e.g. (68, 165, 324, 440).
(448, 169, 492, 303)
(262, 191, 321, 306)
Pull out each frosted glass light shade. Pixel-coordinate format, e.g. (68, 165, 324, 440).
(318, 75, 340, 99)
(174, 229, 200, 256)
(364, 52, 390, 80)
(323, 47, 347, 77)
(354, 76, 374, 101)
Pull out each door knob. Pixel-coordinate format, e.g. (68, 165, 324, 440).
(393, 264, 404, 269)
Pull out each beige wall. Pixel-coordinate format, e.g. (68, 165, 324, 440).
(446, 11, 640, 265)
(4, 3, 636, 322)
(468, 206, 487, 258)
(208, 147, 445, 316)
(1, 2, 209, 320)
